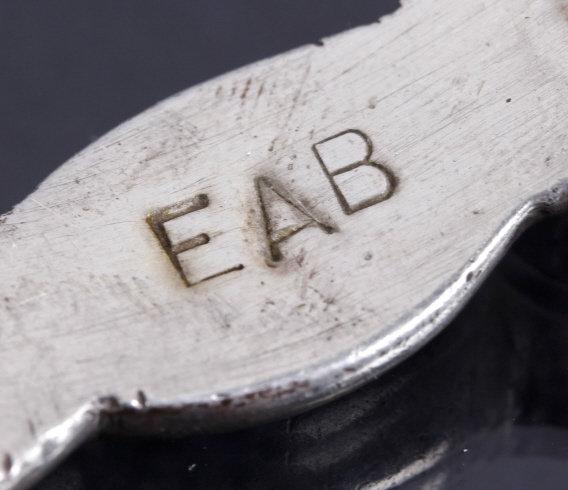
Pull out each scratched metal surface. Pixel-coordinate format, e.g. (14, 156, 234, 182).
(1, 0, 568, 488)
(37, 214, 568, 489)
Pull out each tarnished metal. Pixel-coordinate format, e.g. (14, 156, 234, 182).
(1, 0, 568, 488)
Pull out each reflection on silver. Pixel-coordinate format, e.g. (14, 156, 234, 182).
(361, 441, 449, 490)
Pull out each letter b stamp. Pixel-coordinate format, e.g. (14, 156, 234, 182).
(312, 129, 396, 215)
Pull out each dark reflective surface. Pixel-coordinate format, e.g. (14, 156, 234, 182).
(1, 1, 567, 488)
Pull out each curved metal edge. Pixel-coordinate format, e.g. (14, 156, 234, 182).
(3, 179, 568, 490)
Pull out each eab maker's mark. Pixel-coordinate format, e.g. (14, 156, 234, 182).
(148, 130, 397, 287)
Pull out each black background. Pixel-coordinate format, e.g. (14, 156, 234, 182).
(2, 1, 568, 489)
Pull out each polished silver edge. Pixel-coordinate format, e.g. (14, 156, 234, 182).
(2, 179, 568, 490)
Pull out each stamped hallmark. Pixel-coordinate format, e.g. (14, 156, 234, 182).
(255, 176, 336, 264)
(148, 129, 396, 286)
(147, 194, 244, 287)
(312, 129, 396, 215)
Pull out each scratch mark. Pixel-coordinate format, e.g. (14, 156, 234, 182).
(284, 61, 312, 128)
(240, 78, 252, 102)
(27, 419, 37, 438)
(30, 198, 81, 252)
(18, 292, 48, 307)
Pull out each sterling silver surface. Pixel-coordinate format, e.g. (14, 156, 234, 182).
(2, 0, 568, 488)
